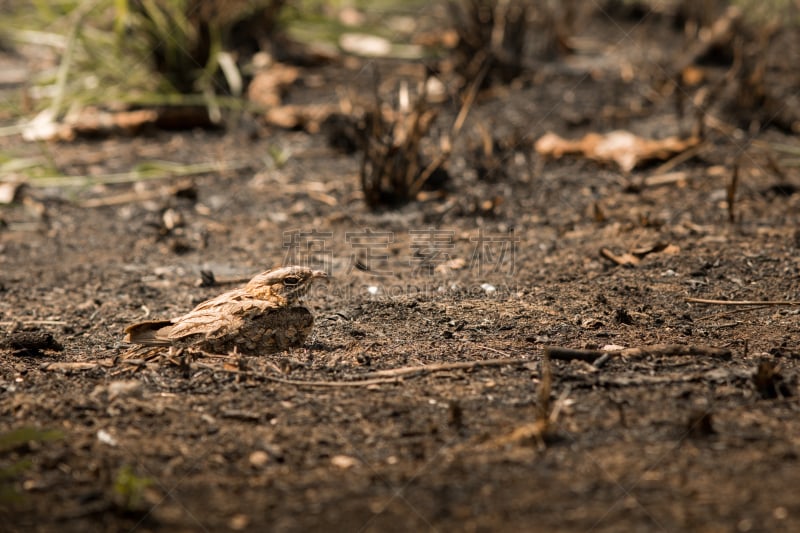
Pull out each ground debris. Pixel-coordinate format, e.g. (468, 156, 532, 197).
(535, 130, 701, 173)
(752, 360, 793, 399)
(1, 329, 63, 355)
(545, 343, 732, 365)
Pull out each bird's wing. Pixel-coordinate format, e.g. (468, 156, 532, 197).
(167, 297, 276, 342)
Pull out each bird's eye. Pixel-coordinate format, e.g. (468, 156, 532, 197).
(283, 276, 300, 286)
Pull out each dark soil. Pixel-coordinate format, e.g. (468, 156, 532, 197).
(2, 6, 800, 533)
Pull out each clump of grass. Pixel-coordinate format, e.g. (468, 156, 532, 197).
(1, 0, 286, 125)
(360, 74, 441, 208)
(112, 464, 153, 512)
(446, 0, 531, 88)
(360, 64, 484, 209)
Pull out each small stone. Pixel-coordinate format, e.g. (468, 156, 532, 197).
(229, 514, 249, 531)
(249, 450, 269, 468)
(330, 455, 358, 469)
(97, 429, 117, 447)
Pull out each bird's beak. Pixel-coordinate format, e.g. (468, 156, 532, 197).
(312, 270, 329, 282)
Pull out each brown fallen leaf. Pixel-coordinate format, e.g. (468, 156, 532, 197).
(247, 63, 300, 108)
(600, 248, 640, 267)
(264, 103, 340, 133)
(535, 130, 701, 173)
(600, 242, 680, 267)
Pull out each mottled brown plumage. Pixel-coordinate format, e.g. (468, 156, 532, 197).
(125, 266, 327, 355)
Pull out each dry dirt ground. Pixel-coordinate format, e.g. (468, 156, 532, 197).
(2, 7, 800, 533)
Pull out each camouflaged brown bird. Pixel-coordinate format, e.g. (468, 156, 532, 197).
(124, 266, 327, 355)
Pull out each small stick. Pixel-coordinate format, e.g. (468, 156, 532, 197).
(359, 357, 529, 379)
(545, 346, 604, 363)
(41, 362, 100, 372)
(697, 305, 773, 321)
(687, 298, 800, 306)
(650, 143, 705, 175)
(599, 247, 640, 267)
(545, 344, 732, 363)
(641, 171, 689, 188)
(728, 156, 740, 223)
(191, 360, 402, 386)
(263, 375, 404, 388)
(190, 356, 533, 388)
(0, 320, 67, 327)
(485, 353, 562, 450)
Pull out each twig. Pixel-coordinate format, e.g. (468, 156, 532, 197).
(687, 298, 800, 306)
(696, 305, 773, 321)
(545, 344, 732, 364)
(535, 351, 552, 423)
(190, 356, 533, 387)
(650, 143, 705, 175)
(188, 362, 404, 387)
(728, 156, 740, 223)
(597, 368, 749, 388)
(0, 320, 67, 327)
(599, 247, 638, 267)
(263, 375, 404, 388)
(484, 353, 562, 450)
(359, 357, 530, 379)
(545, 346, 606, 363)
(41, 362, 100, 372)
(641, 171, 689, 188)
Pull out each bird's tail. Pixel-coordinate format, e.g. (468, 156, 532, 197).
(124, 320, 174, 346)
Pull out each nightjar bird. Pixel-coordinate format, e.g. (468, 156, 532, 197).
(125, 266, 327, 355)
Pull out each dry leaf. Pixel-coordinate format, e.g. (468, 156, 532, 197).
(247, 63, 300, 108)
(264, 103, 339, 133)
(601, 242, 680, 267)
(600, 248, 640, 266)
(535, 130, 701, 173)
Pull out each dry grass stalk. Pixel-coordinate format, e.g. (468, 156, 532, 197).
(446, 0, 531, 89)
(360, 75, 438, 208)
(360, 65, 485, 209)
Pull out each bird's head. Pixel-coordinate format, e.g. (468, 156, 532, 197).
(245, 266, 328, 306)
